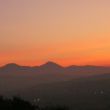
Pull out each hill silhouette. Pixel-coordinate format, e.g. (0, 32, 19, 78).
(1, 61, 110, 95)
(1, 61, 110, 75)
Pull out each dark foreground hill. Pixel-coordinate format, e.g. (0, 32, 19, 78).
(19, 74, 110, 110)
(1, 74, 110, 110)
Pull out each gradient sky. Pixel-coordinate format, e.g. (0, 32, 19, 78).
(0, 0, 110, 66)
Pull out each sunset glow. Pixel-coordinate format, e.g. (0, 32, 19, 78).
(0, 0, 110, 66)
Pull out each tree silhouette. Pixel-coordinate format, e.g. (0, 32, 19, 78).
(0, 96, 69, 110)
(0, 96, 35, 110)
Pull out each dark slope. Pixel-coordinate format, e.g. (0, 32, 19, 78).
(20, 73, 110, 109)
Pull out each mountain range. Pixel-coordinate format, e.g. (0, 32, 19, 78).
(1, 61, 110, 76)
(1, 61, 110, 109)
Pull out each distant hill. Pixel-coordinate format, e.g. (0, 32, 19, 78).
(1, 62, 110, 76)
(1, 61, 110, 96)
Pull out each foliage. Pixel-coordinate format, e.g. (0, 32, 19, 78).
(0, 96, 69, 110)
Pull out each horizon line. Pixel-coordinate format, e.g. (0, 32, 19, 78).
(1, 61, 110, 68)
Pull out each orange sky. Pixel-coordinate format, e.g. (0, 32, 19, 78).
(0, 0, 110, 66)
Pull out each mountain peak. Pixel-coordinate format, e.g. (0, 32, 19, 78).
(45, 61, 58, 65)
(2, 63, 20, 69)
(40, 61, 63, 69)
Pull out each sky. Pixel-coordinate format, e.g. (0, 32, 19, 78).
(0, 0, 110, 66)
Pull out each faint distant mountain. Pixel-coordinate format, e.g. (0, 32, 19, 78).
(0, 63, 33, 75)
(2, 63, 20, 69)
(1, 61, 110, 95)
(39, 61, 63, 69)
(1, 62, 110, 75)
(37, 61, 64, 74)
(0, 61, 110, 76)
(65, 65, 110, 75)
